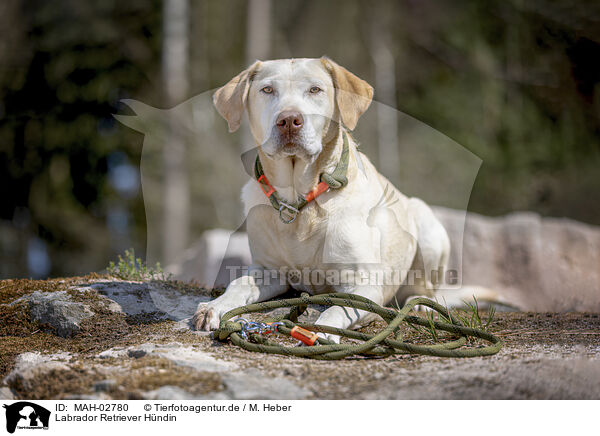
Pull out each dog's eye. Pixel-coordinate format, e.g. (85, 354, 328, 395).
(309, 86, 322, 94)
(261, 86, 274, 94)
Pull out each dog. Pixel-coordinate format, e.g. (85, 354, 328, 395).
(192, 57, 456, 342)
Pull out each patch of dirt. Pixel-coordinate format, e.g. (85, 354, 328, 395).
(187, 310, 600, 399)
(1, 276, 599, 400)
(119, 356, 223, 399)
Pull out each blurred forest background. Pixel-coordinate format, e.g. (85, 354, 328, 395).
(0, 0, 599, 279)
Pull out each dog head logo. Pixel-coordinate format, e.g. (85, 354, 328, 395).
(3, 402, 50, 434)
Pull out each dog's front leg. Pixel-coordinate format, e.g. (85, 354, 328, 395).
(193, 265, 288, 331)
(313, 285, 385, 344)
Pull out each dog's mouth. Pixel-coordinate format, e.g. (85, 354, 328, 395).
(262, 127, 320, 161)
(280, 141, 303, 155)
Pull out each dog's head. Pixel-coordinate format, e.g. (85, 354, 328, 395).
(213, 57, 373, 161)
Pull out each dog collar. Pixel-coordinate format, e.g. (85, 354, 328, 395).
(254, 131, 350, 223)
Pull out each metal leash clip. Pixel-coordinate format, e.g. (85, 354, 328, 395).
(264, 321, 285, 334)
(234, 318, 284, 340)
(278, 202, 299, 224)
(233, 318, 250, 340)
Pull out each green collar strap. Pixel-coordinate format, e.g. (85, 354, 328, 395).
(254, 131, 350, 223)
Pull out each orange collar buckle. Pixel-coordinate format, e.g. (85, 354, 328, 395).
(258, 174, 276, 197)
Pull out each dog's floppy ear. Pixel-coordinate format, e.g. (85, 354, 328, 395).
(320, 57, 373, 131)
(213, 61, 262, 132)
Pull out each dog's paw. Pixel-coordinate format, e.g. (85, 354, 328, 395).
(192, 303, 221, 331)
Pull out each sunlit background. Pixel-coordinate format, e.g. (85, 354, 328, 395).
(1, 0, 599, 279)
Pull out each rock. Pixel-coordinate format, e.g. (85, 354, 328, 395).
(10, 291, 94, 337)
(97, 342, 237, 372)
(97, 348, 128, 359)
(432, 207, 600, 311)
(141, 386, 197, 400)
(93, 379, 117, 392)
(127, 343, 156, 359)
(3, 352, 71, 392)
(64, 393, 113, 400)
(141, 386, 194, 400)
(0, 386, 16, 400)
(72, 281, 210, 321)
(98, 297, 123, 314)
(148, 343, 238, 372)
(222, 369, 310, 400)
(140, 385, 231, 400)
(363, 358, 600, 400)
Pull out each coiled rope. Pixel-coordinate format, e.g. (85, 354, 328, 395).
(214, 293, 502, 359)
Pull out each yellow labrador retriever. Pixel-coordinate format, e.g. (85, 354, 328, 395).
(193, 57, 452, 342)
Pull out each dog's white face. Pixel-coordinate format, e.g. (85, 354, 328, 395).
(245, 59, 335, 161)
(213, 57, 374, 163)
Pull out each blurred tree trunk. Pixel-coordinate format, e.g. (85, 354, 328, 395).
(369, 10, 401, 185)
(162, 0, 190, 264)
(242, 0, 271, 152)
(190, 0, 209, 92)
(246, 0, 271, 63)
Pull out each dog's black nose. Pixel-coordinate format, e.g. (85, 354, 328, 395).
(276, 111, 304, 135)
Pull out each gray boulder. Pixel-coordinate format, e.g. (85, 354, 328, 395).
(72, 281, 210, 321)
(222, 369, 310, 400)
(3, 352, 72, 392)
(11, 291, 94, 337)
(432, 207, 600, 312)
(0, 387, 16, 400)
(141, 386, 198, 400)
(166, 208, 600, 312)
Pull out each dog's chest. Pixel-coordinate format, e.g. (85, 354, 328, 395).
(246, 203, 330, 270)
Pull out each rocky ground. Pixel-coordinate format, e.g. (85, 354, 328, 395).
(1, 275, 599, 400)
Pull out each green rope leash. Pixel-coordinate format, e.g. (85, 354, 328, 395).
(214, 293, 503, 360)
